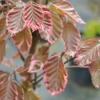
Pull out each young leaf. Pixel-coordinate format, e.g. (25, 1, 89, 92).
(40, 10, 63, 44)
(0, 17, 6, 36)
(89, 57, 100, 88)
(6, 6, 26, 36)
(24, 1, 44, 31)
(0, 78, 18, 100)
(74, 38, 100, 65)
(12, 27, 32, 54)
(49, 0, 85, 24)
(14, 83, 24, 100)
(39, 5, 53, 34)
(25, 43, 50, 73)
(43, 55, 68, 96)
(0, 39, 6, 63)
(0, 70, 10, 84)
(25, 91, 41, 100)
(62, 20, 81, 57)
(1, 58, 17, 68)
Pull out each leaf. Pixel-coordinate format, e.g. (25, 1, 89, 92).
(24, 1, 44, 31)
(0, 70, 10, 84)
(43, 55, 68, 95)
(74, 38, 100, 65)
(12, 27, 32, 54)
(0, 39, 6, 63)
(89, 57, 100, 88)
(0, 78, 18, 100)
(25, 91, 41, 100)
(62, 20, 81, 57)
(15, 83, 24, 100)
(39, 5, 53, 34)
(25, 43, 50, 73)
(6, 6, 26, 36)
(40, 10, 63, 44)
(0, 17, 6, 36)
(25, 54, 42, 73)
(49, 0, 85, 24)
(1, 58, 17, 68)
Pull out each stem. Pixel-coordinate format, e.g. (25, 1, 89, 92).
(17, 49, 25, 61)
(29, 30, 40, 54)
(45, 0, 48, 4)
(64, 57, 75, 64)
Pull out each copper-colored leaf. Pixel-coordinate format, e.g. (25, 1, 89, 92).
(0, 78, 18, 100)
(12, 27, 32, 54)
(0, 17, 6, 36)
(40, 10, 63, 44)
(39, 5, 53, 34)
(24, 1, 44, 31)
(0, 70, 10, 84)
(89, 58, 100, 88)
(25, 54, 42, 73)
(0, 39, 6, 63)
(1, 58, 17, 68)
(62, 20, 81, 57)
(74, 38, 100, 65)
(25, 43, 50, 73)
(15, 83, 24, 100)
(49, 0, 85, 24)
(43, 55, 68, 95)
(6, 6, 26, 36)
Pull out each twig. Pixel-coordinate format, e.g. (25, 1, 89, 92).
(64, 57, 75, 64)
(17, 49, 25, 62)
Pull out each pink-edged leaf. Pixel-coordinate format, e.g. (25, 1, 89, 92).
(62, 20, 81, 57)
(0, 70, 10, 84)
(40, 10, 63, 44)
(0, 17, 6, 36)
(12, 27, 32, 54)
(49, 0, 85, 24)
(0, 39, 6, 63)
(24, 1, 44, 31)
(1, 58, 17, 68)
(43, 55, 68, 96)
(15, 83, 24, 100)
(74, 38, 100, 65)
(6, 6, 26, 36)
(89, 57, 100, 88)
(25, 43, 50, 73)
(0, 78, 18, 100)
(39, 5, 53, 34)
(25, 54, 42, 73)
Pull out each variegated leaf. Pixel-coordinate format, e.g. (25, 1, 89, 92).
(40, 10, 63, 44)
(1, 58, 17, 68)
(24, 1, 44, 31)
(0, 78, 18, 100)
(6, 6, 26, 36)
(74, 38, 100, 65)
(43, 55, 68, 95)
(15, 83, 24, 100)
(0, 17, 6, 36)
(62, 20, 81, 57)
(12, 27, 32, 54)
(25, 43, 50, 73)
(0, 70, 10, 84)
(89, 57, 100, 88)
(0, 39, 6, 63)
(39, 5, 53, 34)
(49, 0, 85, 24)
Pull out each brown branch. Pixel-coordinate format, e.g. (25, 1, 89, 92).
(29, 30, 40, 54)
(64, 57, 75, 64)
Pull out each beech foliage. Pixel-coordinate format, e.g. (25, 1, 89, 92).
(0, 0, 99, 99)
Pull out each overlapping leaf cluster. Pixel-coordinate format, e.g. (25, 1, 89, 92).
(0, 0, 99, 99)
